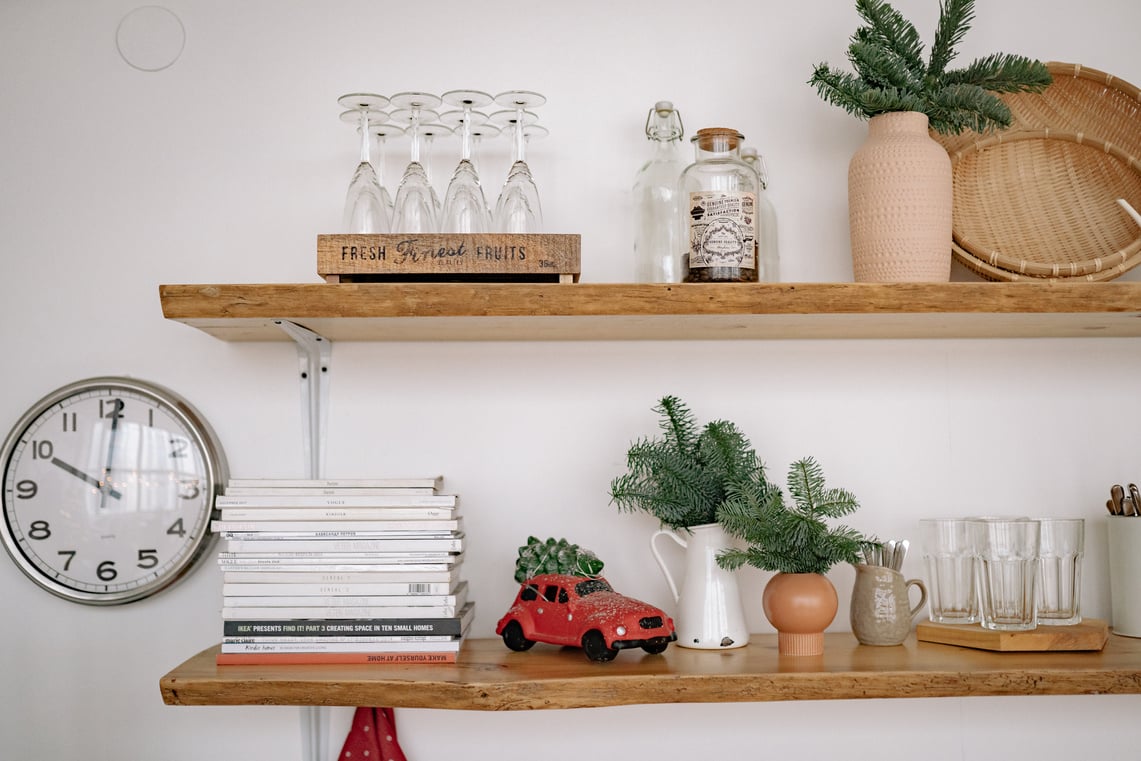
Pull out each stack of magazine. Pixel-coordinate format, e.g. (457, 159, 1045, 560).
(212, 476, 473, 665)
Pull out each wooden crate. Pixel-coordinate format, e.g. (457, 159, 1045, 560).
(916, 618, 1109, 652)
(317, 234, 580, 283)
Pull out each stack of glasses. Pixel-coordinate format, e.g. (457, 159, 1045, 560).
(338, 90, 547, 235)
(919, 517, 1085, 631)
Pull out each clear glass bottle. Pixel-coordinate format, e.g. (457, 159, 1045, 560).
(741, 146, 780, 282)
(680, 128, 758, 282)
(633, 101, 686, 283)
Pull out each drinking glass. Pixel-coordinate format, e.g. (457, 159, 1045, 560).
(389, 92, 442, 233)
(919, 518, 979, 624)
(971, 518, 1040, 631)
(439, 90, 494, 233)
(491, 90, 545, 232)
(337, 93, 390, 233)
(1037, 518, 1084, 625)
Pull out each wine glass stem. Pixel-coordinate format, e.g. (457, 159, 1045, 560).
(461, 106, 473, 162)
(358, 110, 370, 165)
(410, 106, 421, 164)
(513, 108, 526, 164)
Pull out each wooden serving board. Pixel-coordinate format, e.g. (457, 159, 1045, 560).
(916, 618, 1109, 652)
(317, 233, 581, 283)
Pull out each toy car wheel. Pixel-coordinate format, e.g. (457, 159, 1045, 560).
(642, 641, 669, 655)
(500, 620, 535, 652)
(581, 630, 618, 662)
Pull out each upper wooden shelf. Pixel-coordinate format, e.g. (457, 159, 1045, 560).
(158, 281, 1141, 342)
(160, 634, 1141, 710)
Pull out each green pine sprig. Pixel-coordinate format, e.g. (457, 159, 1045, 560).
(610, 396, 767, 532)
(716, 457, 868, 575)
(808, 0, 1051, 135)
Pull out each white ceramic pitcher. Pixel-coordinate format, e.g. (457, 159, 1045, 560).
(650, 522, 749, 649)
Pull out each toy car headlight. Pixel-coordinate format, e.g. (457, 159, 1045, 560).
(615, 625, 627, 636)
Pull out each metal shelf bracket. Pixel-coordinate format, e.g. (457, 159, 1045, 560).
(272, 319, 332, 761)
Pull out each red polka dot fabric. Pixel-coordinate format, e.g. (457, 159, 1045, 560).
(338, 707, 408, 761)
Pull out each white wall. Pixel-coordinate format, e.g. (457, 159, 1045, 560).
(2, 1, 1140, 759)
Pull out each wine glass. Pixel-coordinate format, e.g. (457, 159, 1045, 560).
(439, 89, 494, 233)
(389, 92, 442, 233)
(491, 90, 545, 232)
(369, 122, 405, 218)
(337, 93, 390, 233)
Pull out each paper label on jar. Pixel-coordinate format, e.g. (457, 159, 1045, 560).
(687, 191, 756, 269)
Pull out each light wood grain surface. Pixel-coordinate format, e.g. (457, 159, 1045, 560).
(159, 633, 1141, 709)
(157, 282, 1141, 342)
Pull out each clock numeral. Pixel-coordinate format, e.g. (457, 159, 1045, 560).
(15, 479, 37, 499)
(166, 518, 187, 537)
(30, 440, 54, 460)
(169, 437, 189, 459)
(28, 520, 51, 540)
(99, 399, 125, 419)
(148, 408, 155, 427)
(137, 549, 159, 569)
(58, 550, 76, 571)
(62, 412, 77, 432)
(96, 561, 117, 581)
(178, 479, 201, 500)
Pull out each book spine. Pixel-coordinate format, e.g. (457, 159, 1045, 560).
(223, 635, 458, 644)
(218, 508, 455, 521)
(222, 593, 462, 607)
(226, 477, 443, 490)
(221, 604, 460, 619)
(215, 650, 458, 665)
(221, 581, 456, 595)
(215, 495, 457, 508)
(221, 538, 464, 553)
(223, 487, 437, 496)
(212, 519, 462, 532)
(220, 570, 456, 584)
(224, 618, 466, 637)
(220, 639, 460, 654)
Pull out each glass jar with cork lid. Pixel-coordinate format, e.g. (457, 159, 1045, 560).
(679, 127, 759, 282)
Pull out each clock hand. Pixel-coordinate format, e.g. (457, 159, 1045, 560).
(101, 405, 121, 509)
(50, 457, 123, 500)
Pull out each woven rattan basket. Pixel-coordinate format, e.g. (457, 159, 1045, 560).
(934, 62, 1141, 281)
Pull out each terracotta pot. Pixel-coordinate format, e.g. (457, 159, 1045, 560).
(762, 572, 838, 656)
(847, 111, 952, 282)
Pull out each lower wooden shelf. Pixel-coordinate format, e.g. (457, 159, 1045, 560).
(159, 633, 1141, 710)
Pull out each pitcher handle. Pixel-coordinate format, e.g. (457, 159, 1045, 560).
(906, 578, 928, 618)
(650, 529, 687, 604)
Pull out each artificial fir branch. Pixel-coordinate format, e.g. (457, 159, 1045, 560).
(716, 457, 868, 575)
(927, 0, 974, 79)
(809, 0, 1050, 135)
(610, 396, 767, 532)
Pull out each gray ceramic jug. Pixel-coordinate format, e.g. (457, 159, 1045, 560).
(850, 563, 927, 646)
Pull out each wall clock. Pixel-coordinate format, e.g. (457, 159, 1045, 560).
(0, 377, 228, 604)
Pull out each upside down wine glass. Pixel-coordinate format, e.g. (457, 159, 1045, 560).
(390, 91, 442, 233)
(369, 121, 405, 218)
(439, 89, 494, 233)
(338, 93, 390, 233)
(492, 90, 545, 233)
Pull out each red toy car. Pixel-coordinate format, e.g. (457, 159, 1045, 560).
(496, 573, 676, 661)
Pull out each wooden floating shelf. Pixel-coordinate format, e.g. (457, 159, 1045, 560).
(158, 281, 1141, 342)
(159, 634, 1141, 709)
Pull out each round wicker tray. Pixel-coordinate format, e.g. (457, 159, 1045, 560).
(935, 62, 1141, 281)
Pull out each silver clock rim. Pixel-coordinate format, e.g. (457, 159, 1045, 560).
(0, 376, 228, 605)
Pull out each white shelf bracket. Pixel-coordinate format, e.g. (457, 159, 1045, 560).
(272, 319, 332, 761)
(273, 320, 332, 482)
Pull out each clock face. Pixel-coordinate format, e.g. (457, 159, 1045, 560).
(0, 377, 227, 604)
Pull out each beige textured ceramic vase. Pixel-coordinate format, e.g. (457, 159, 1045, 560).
(848, 111, 952, 282)
(762, 572, 838, 656)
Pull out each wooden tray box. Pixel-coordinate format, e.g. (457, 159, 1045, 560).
(318, 233, 581, 283)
